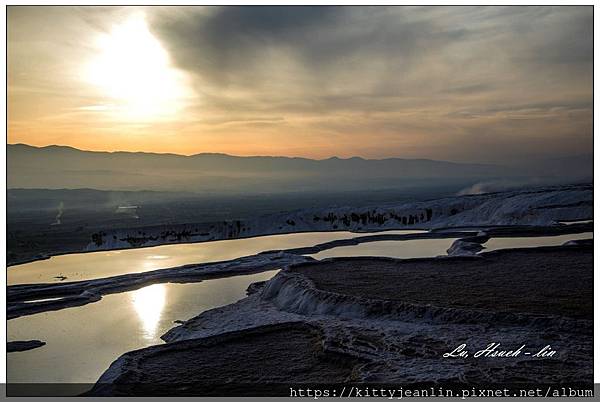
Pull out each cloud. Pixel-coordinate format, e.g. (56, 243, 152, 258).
(147, 7, 591, 114)
(8, 6, 593, 163)
(149, 7, 474, 92)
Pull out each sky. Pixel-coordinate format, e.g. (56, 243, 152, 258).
(7, 6, 593, 163)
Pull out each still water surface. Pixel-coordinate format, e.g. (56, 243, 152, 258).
(310, 232, 593, 259)
(8, 230, 424, 285)
(8, 270, 279, 386)
(483, 232, 592, 251)
(308, 238, 456, 259)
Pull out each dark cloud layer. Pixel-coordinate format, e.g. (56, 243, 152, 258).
(142, 6, 592, 162)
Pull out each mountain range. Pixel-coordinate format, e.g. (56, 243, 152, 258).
(7, 144, 591, 194)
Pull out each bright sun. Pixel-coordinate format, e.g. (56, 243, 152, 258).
(85, 12, 191, 121)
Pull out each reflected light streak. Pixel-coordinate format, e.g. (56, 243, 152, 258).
(131, 283, 167, 340)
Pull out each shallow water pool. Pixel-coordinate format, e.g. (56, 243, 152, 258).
(8, 270, 279, 388)
(483, 232, 592, 252)
(307, 238, 457, 259)
(308, 232, 593, 260)
(8, 230, 424, 285)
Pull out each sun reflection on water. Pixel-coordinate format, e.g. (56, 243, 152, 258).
(146, 255, 170, 260)
(131, 284, 167, 341)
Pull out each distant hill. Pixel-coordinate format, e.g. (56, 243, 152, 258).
(6, 144, 589, 194)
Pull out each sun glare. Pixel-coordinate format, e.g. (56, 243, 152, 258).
(85, 12, 191, 121)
